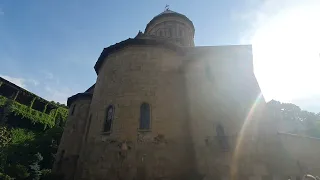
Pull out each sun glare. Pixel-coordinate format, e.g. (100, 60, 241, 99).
(251, 2, 320, 103)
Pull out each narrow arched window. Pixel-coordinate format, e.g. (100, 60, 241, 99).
(216, 124, 228, 150)
(104, 105, 114, 132)
(139, 103, 151, 130)
(216, 124, 225, 137)
(179, 29, 183, 37)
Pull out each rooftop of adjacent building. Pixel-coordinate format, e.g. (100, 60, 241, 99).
(0, 76, 65, 114)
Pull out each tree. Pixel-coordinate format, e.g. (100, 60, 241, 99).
(0, 99, 13, 124)
(0, 126, 11, 172)
(266, 100, 320, 138)
(28, 153, 43, 180)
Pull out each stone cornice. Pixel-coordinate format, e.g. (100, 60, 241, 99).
(94, 38, 184, 74)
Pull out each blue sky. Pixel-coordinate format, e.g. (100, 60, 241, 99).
(1, 0, 320, 112)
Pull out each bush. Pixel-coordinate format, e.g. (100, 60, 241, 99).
(0, 172, 14, 180)
(6, 164, 30, 179)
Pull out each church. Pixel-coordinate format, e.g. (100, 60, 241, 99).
(53, 9, 320, 180)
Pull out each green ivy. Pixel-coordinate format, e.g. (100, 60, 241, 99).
(11, 102, 55, 128)
(30, 97, 36, 108)
(0, 95, 68, 129)
(43, 104, 48, 113)
(0, 96, 6, 106)
(0, 92, 68, 179)
(10, 128, 36, 145)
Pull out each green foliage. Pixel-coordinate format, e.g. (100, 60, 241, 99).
(10, 128, 36, 145)
(33, 127, 64, 169)
(0, 126, 11, 172)
(0, 172, 14, 180)
(0, 95, 68, 129)
(40, 169, 51, 177)
(267, 100, 320, 138)
(0, 126, 11, 148)
(0, 95, 68, 179)
(29, 153, 43, 180)
(6, 164, 30, 179)
(11, 102, 55, 129)
(40, 171, 64, 180)
(0, 98, 13, 124)
(0, 95, 6, 106)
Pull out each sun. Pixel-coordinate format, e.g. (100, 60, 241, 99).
(251, 1, 320, 103)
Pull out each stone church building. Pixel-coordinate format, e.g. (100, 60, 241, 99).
(54, 10, 320, 180)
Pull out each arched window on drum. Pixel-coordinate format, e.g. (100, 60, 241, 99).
(104, 105, 115, 133)
(139, 103, 151, 130)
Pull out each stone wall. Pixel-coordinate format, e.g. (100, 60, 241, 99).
(145, 16, 195, 47)
(56, 44, 320, 180)
(183, 46, 266, 179)
(54, 98, 91, 179)
(76, 46, 195, 180)
(278, 133, 320, 175)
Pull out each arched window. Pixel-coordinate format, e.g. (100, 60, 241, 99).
(216, 124, 228, 150)
(139, 103, 151, 130)
(179, 29, 183, 37)
(216, 124, 225, 137)
(104, 105, 114, 132)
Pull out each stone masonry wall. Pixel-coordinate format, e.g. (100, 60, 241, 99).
(54, 98, 91, 179)
(76, 46, 195, 180)
(145, 16, 195, 47)
(183, 46, 266, 179)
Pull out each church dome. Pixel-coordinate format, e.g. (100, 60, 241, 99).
(144, 9, 195, 47)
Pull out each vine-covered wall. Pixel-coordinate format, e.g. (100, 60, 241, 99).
(0, 95, 68, 129)
(0, 77, 69, 179)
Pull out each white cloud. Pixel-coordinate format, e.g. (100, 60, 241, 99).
(0, 74, 27, 88)
(44, 86, 74, 104)
(28, 79, 39, 86)
(0, 74, 40, 89)
(42, 71, 54, 80)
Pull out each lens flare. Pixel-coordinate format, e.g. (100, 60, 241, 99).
(230, 92, 263, 179)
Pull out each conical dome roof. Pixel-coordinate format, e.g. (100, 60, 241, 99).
(156, 9, 179, 17)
